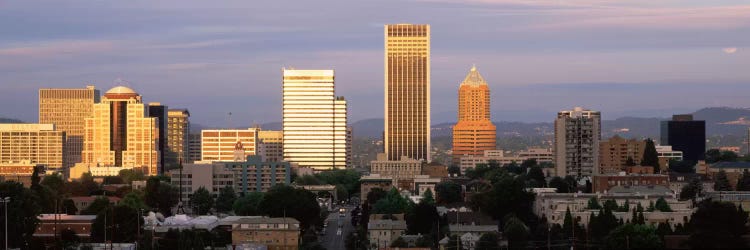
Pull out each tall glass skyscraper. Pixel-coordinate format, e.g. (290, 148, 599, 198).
(384, 24, 431, 162)
(282, 69, 348, 171)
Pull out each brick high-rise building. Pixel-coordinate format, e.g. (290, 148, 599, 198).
(451, 65, 496, 165)
(599, 135, 646, 174)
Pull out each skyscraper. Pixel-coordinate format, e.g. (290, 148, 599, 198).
(384, 24, 431, 162)
(148, 103, 168, 174)
(79, 86, 160, 175)
(452, 65, 496, 165)
(660, 114, 706, 162)
(167, 109, 190, 168)
(282, 69, 348, 171)
(39, 86, 100, 168)
(554, 107, 601, 178)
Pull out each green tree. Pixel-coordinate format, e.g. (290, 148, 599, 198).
(714, 170, 733, 191)
(59, 228, 81, 249)
(421, 189, 435, 205)
(471, 172, 535, 221)
(295, 175, 323, 185)
(689, 201, 748, 249)
(587, 197, 602, 209)
(372, 188, 409, 214)
(91, 205, 143, 243)
(737, 170, 750, 191)
(680, 177, 703, 200)
(654, 197, 672, 212)
(190, 187, 213, 215)
(706, 149, 722, 163)
(390, 237, 408, 248)
(655, 222, 672, 239)
(448, 165, 461, 176)
(215, 186, 237, 213)
(118, 169, 146, 184)
(625, 157, 637, 167)
(233, 192, 264, 216)
(640, 138, 661, 173)
(476, 233, 500, 250)
(504, 215, 529, 249)
(721, 151, 739, 162)
(588, 208, 619, 242)
(521, 159, 538, 169)
(61, 198, 78, 215)
(366, 188, 387, 205)
(315, 169, 361, 200)
(669, 159, 695, 173)
(120, 191, 148, 211)
(81, 197, 111, 215)
(144, 177, 179, 216)
(434, 181, 462, 204)
(548, 176, 570, 193)
(0, 181, 40, 248)
(527, 166, 546, 187)
(259, 185, 321, 229)
(604, 224, 662, 250)
(603, 199, 619, 211)
(405, 201, 439, 235)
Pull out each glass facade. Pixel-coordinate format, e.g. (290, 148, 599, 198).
(282, 69, 348, 171)
(39, 86, 100, 169)
(201, 129, 258, 162)
(384, 24, 431, 162)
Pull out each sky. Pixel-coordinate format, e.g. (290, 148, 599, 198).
(1, 0, 749, 126)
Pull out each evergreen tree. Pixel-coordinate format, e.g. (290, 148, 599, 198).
(680, 177, 703, 200)
(714, 170, 733, 191)
(190, 187, 214, 215)
(215, 186, 237, 213)
(737, 170, 750, 191)
(689, 201, 748, 248)
(587, 197, 602, 209)
(654, 197, 673, 212)
(641, 138, 661, 173)
(421, 189, 435, 205)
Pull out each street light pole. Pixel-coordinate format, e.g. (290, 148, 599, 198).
(3, 197, 9, 250)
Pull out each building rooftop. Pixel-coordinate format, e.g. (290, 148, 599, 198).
(608, 185, 674, 195)
(446, 211, 496, 226)
(38, 214, 96, 221)
(105, 86, 137, 95)
(234, 217, 300, 225)
(461, 65, 487, 86)
(710, 162, 750, 169)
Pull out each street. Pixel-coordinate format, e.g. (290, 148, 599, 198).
(320, 206, 355, 250)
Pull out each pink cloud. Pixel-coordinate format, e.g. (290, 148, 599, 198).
(0, 40, 117, 57)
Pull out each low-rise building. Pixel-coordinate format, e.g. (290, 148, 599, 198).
(517, 148, 554, 163)
(34, 214, 96, 241)
(459, 149, 554, 175)
(368, 214, 407, 250)
(168, 155, 291, 201)
(656, 145, 683, 169)
(413, 175, 441, 196)
(591, 173, 669, 193)
(422, 163, 449, 179)
(707, 162, 750, 190)
(231, 217, 300, 250)
(445, 211, 498, 250)
(0, 163, 44, 187)
(0, 124, 66, 173)
(361, 174, 394, 203)
(370, 153, 422, 180)
(668, 173, 714, 196)
(534, 192, 693, 227)
(705, 191, 750, 209)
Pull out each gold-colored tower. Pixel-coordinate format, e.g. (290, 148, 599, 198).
(452, 66, 496, 165)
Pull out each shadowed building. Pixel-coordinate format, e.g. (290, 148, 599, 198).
(554, 107, 601, 178)
(661, 114, 705, 162)
(384, 24, 431, 162)
(148, 103, 168, 174)
(39, 86, 100, 169)
(166, 109, 190, 168)
(451, 66, 496, 165)
(599, 135, 645, 174)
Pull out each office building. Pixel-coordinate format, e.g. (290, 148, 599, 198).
(518, 148, 555, 163)
(148, 103, 168, 174)
(369, 153, 422, 180)
(167, 109, 190, 168)
(78, 86, 159, 176)
(384, 24, 431, 162)
(39, 86, 100, 168)
(258, 130, 283, 162)
(201, 128, 258, 162)
(656, 145, 683, 169)
(660, 114, 705, 162)
(187, 133, 202, 163)
(168, 156, 291, 201)
(452, 65, 496, 165)
(0, 124, 65, 172)
(282, 69, 348, 171)
(231, 217, 300, 250)
(347, 126, 353, 167)
(554, 107, 601, 178)
(599, 135, 646, 174)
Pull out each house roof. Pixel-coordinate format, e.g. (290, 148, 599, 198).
(446, 211, 496, 225)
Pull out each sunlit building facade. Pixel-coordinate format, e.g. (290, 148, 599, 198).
(451, 66, 496, 165)
(554, 107, 601, 178)
(0, 124, 65, 172)
(39, 86, 100, 168)
(258, 130, 283, 163)
(201, 128, 258, 162)
(384, 24, 431, 162)
(282, 69, 348, 171)
(79, 86, 160, 176)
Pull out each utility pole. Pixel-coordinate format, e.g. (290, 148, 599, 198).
(547, 226, 551, 250)
(2, 197, 10, 250)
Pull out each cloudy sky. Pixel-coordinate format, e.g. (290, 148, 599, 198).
(1, 0, 749, 126)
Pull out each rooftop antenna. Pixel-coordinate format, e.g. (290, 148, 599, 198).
(227, 112, 233, 129)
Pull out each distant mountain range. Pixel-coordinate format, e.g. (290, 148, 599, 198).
(7, 107, 746, 140)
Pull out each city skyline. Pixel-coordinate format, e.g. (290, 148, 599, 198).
(1, 1, 749, 126)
